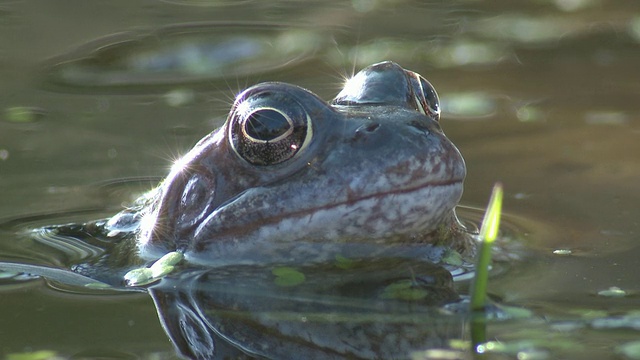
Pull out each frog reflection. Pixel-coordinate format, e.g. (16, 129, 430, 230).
(106, 61, 470, 270)
(150, 259, 463, 359)
(69, 61, 475, 359)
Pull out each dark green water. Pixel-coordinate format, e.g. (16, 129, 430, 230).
(1, 1, 640, 359)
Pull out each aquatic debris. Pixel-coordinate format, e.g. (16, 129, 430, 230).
(124, 251, 183, 286)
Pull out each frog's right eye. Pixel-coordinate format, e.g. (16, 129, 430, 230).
(408, 71, 440, 122)
(229, 90, 313, 166)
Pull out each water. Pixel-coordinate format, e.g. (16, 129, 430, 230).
(1, 0, 640, 359)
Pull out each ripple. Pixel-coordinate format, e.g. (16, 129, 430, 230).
(29, 225, 104, 262)
(42, 22, 326, 93)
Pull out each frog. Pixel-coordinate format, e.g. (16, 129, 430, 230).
(1, 61, 480, 359)
(103, 60, 471, 272)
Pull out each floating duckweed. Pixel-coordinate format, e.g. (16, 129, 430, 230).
(591, 314, 640, 330)
(431, 40, 506, 68)
(123, 268, 154, 286)
(4, 106, 44, 123)
(0, 270, 19, 279)
(499, 304, 535, 319)
(335, 254, 355, 269)
(442, 249, 463, 266)
(381, 279, 429, 301)
(617, 341, 640, 359)
(410, 348, 466, 360)
(164, 88, 196, 107)
(630, 16, 640, 42)
(597, 286, 627, 298)
(553, 249, 572, 255)
(477, 338, 575, 358)
(125, 251, 183, 286)
(6, 350, 59, 360)
(272, 266, 306, 287)
(84, 282, 113, 289)
(584, 111, 628, 125)
(440, 93, 496, 119)
(567, 308, 609, 319)
(448, 339, 471, 350)
(476, 340, 506, 353)
(516, 105, 544, 122)
(154, 251, 184, 267)
(473, 15, 573, 44)
(150, 264, 174, 278)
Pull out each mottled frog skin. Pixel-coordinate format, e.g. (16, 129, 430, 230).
(107, 61, 469, 267)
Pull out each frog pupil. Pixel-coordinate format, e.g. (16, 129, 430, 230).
(244, 109, 290, 141)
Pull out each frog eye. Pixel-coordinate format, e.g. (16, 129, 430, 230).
(409, 71, 440, 121)
(229, 91, 313, 166)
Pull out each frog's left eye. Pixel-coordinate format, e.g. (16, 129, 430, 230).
(229, 92, 313, 166)
(409, 72, 440, 121)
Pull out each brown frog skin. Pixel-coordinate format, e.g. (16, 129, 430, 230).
(107, 61, 469, 267)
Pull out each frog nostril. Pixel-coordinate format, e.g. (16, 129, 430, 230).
(365, 123, 380, 132)
(352, 122, 381, 142)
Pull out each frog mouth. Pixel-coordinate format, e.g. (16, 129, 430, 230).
(194, 178, 464, 241)
(287, 179, 464, 223)
(173, 178, 465, 267)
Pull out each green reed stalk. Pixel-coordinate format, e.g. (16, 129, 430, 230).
(470, 182, 503, 311)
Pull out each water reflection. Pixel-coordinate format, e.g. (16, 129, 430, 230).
(0, 201, 535, 359)
(44, 22, 326, 92)
(3, 0, 640, 358)
(150, 260, 462, 358)
(0, 216, 474, 359)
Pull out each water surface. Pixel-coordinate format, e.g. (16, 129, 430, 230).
(1, 1, 640, 359)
